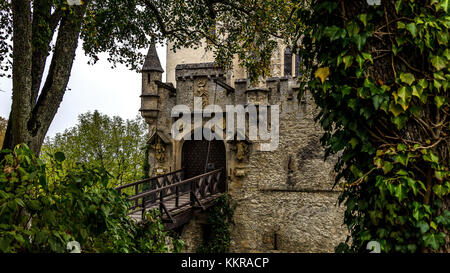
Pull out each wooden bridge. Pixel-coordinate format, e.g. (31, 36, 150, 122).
(115, 168, 225, 230)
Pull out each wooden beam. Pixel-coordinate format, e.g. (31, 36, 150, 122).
(214, 78, 235, 95)
(191, 192, 205, 211)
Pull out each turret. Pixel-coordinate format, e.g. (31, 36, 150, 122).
(140, 44, 164, 124)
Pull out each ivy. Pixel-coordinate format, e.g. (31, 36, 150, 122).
(295, 1, 449, 253)
(196, 194, 235, 253)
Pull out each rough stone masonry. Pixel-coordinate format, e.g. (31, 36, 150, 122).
(140, 43, 348, 253)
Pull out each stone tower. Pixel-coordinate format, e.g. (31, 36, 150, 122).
(140, 42, 348, 252)
(165, 39, 302, 87)
(140, 44, 164, 126)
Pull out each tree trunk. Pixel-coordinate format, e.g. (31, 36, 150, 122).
(2, 1, 89, 156)
(3, 0, 33, 151)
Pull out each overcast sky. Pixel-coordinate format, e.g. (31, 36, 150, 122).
(0, 42, 166, 138)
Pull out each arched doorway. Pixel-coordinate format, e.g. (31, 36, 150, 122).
(181, 139, 226, 191)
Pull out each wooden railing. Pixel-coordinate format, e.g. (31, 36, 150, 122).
(115, 169, 185, 208)
(115, 168, 224, 222)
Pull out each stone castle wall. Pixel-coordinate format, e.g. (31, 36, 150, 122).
(142, 42, 347, 252)
(227, 90, 347, 252)
(177, 76, 347, 253)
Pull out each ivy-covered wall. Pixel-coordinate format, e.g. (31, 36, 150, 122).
(295, 0, 449, 252)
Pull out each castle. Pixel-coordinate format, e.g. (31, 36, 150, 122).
(139, 41, 347, 252)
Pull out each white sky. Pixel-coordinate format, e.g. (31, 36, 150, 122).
(0, 42, 167, 137)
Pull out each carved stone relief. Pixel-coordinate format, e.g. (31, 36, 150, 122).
(231, 141, 250, 178)
(152, 137, 166, 163)
(194, 78, 209, 108)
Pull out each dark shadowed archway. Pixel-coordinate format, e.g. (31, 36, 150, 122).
(182, 138, 226, 192)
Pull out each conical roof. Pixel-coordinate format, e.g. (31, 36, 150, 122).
(142, 44, 164, 72)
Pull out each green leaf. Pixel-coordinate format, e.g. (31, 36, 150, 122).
(361, 52, 373, 63)
(395, 0, 402, 13)
(382, 161, 393, 174)
(391, 114, 407, 130)
(438, 0, 448, 12)
(435, 210, 450, 226)
(346, 21, 360, 37)
(435, 170, 445, 181)
(389, 101, 403, 117)
(423, 151, 439, 163)
(348, 99, 358, 110)
(343, 55, 353, 69)
(430, 55, 446, 71)
(405, 23, 417, 37)
(394, 184, 406, 201)
(356, 54, 364, 69)
(349, 138, 359, 149)
(397, 86, 411, 103)
(324, 25, 346, 41)
(358, 13, 368, 27)
(430, 221, 437, 230)
(411, 85, 423, 98)
(407, 244, 417, 253)
(394, 154, 407, 166)
(444, 48, 450, 60)
(433, 184, 446, 198)
(392, 44, 400, 56)
(434, 72, 445, 81)
(434, 96, 446, 109)
(417, 221, 429, 234)
(372, 95, 384, 110)
(405, 177, 418, 195)
(418, 79, 428, 89)
(355, 34, 367, 51)
(15, 198, 25, 207)
(434, 79, 442, 90)
(423, 232, 445, 250)
(341, 85, 352, 96)
(399, 73, 415, 86)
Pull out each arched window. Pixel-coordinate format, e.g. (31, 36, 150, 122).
(284, 47, 292, 76)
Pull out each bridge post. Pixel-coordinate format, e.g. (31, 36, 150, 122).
(176, 185, 179, 207)
(135, 184, 139, 207)
(159, 190, 163, 216)
(190, 179, 195, 206)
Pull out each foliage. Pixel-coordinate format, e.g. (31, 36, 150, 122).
(294, 0, 449, 252)
(0, 0, 297, 153)
(142, 142, 150, 180)
(196, 194, 235, 253)
(42, 111, 148, 188)
(0, 144, 182, 253)
(149, 0, 299, 82)
(0, 116, 6, 149)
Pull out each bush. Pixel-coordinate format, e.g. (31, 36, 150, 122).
(0, 144, 183, 253)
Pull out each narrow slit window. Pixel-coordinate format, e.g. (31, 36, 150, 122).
(284, 47, 292, 76)
(295, 54, 301, 77)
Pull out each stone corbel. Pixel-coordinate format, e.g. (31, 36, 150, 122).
(228, 138, 252, 178)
